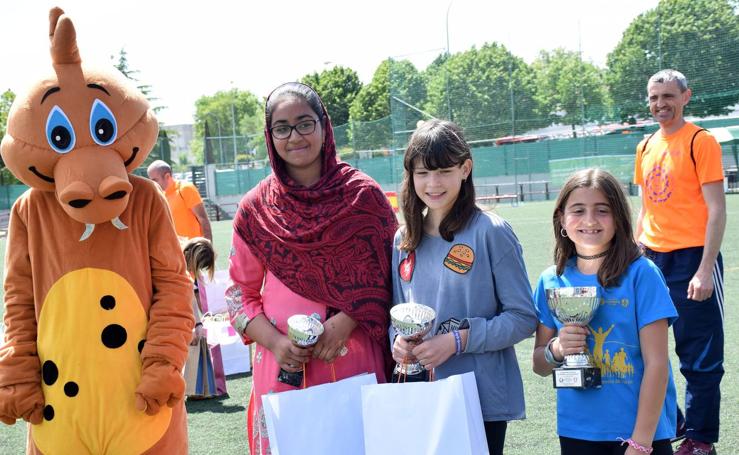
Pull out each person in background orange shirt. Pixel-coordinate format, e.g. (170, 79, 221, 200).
(147, 160, 213, 242)
(149, 160, 226, 398)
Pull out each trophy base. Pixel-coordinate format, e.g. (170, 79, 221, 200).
(391, 369, 429, 383)
(552, 366, 601, 389)
(392, 363, 429, 382)
(277, 368, 303, 388)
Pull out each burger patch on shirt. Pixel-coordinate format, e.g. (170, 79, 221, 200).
(444, 244, 474, 274)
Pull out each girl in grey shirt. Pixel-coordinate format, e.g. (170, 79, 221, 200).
(391, 119, 538, 455)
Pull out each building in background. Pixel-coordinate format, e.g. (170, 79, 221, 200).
(164, 123, 194, 166)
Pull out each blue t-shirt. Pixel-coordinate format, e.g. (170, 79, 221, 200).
(534, 256, 678, 442)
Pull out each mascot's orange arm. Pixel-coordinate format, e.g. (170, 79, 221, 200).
(143, 193, 193, 371)
(0, 196, 45, 424)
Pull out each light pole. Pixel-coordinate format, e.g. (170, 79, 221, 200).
(445, 1, 454, 120)
(207, 114, 225, 164)
(230, 84, 238, 165)
(230, 84, 241, 193)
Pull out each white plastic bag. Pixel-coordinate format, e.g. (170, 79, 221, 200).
(262, 373, 377, 455)
(361, 372, 489, 455)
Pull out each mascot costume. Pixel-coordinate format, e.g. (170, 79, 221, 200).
(0, 7, 193, 454)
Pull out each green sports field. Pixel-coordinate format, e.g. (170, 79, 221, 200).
(1, 195, 737, 454)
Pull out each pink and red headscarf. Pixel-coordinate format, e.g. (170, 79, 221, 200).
(233, 83, 398, 345)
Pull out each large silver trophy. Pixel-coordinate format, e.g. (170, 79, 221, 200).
(390, 303, 436, 378)
(546, 287, 602, 389)
(277, 314, 324, 387)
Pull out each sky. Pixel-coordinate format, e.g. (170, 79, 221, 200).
(1, 0, 659, 126)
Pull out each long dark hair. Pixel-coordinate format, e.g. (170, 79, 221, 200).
(553, 168, 640, 288)
(399, 119, 477, 251)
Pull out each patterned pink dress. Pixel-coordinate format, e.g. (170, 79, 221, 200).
(226, 233, 387, 455)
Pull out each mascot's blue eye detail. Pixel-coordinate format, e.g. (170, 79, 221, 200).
(89, 99, 117, 146)
(45, 106, 76, 154)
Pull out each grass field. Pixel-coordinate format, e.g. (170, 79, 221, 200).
(1, 195, 737, 454)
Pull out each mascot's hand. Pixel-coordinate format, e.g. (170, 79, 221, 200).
(0, 382, 45, 425)
(134, 359, 185, 416)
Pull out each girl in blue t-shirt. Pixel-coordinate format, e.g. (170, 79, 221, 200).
(391, 119, 538, 455)
(532, 168, 677, 455)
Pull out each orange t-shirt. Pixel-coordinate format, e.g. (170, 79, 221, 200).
(165, 179, 204, 239)
(634, 122, 724, 252)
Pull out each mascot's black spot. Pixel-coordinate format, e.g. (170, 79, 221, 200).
(43, 405, 55, 421)
(101, 324, 127, 349)
(64, 381, 79, 397)
(100, 295, 116, 310)
(42, 360, 58, 386)
(138, 339, 146, 353)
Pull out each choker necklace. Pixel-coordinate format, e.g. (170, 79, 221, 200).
(577, 251, 608, 260)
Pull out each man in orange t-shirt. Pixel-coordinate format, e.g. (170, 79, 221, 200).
(634, 69, 725, 454)
(147, 160, 212, 242)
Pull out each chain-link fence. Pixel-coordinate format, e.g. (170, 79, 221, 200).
(199, 0, 739, 199)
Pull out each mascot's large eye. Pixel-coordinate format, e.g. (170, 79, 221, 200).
(45, 106, 76, 154)
(89, 99, 117, 146)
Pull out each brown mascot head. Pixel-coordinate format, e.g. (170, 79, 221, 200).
(0, 7, 158, 233)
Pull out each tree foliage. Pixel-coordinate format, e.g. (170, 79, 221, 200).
(425, 43, 545, 141)
(301, 66, 362, 127)
(1, 89, 19, 183)
(532, 48, 610, 130)
(113, 49, 165, 114)
(348, 59, 425, 150)
(112, 49, 173, 166)
(0, 89, 15, 141)
(607, 0, 739, 120)
(192, 89, 264, 164)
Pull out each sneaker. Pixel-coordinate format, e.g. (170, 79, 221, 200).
(674, 438, 717, 455)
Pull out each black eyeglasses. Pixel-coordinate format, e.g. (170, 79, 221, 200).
(270, 119, 319, 140)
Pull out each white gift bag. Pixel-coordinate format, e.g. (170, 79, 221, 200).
(262, 373, 377, 455)
(361, 372, 489, 455)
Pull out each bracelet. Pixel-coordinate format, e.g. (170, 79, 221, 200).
(452, 330, 462, 355)
(544, 337, 564, 367)
(618, 438, 653, 454)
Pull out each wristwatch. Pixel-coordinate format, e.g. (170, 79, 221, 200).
(544, 337, 564, 367)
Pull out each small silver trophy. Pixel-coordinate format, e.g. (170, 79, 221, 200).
(390, 303, 436, 377)
(546, 286, 602, 389)
(277, 314, 324, 387)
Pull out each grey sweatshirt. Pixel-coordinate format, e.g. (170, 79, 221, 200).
(391, 210, 538, 421)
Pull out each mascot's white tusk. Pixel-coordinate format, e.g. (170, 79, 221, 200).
(111, 217, 128, 231)
(79, 223, 95, 241)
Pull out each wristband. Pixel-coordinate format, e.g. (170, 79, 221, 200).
(544, 337, 564, 367)
(452, 330, 462, 355)
(618, 438, 653, 454)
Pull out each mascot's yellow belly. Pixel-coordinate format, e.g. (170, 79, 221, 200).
(32, 268, 171, 455)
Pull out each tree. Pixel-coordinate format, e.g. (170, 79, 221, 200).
(113, 49, 165, 114)
(532, 48, 611, 133)
(1, 89, 20, 184)
(301, 66, 362, 127)
(607, 0, 739, 121)
(348, 59, 426, 150)
(191, 89, 264, 164)
(0, 89, 14, 141)
(425, 43, 546, 141)
(112, 49, 172, 166)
